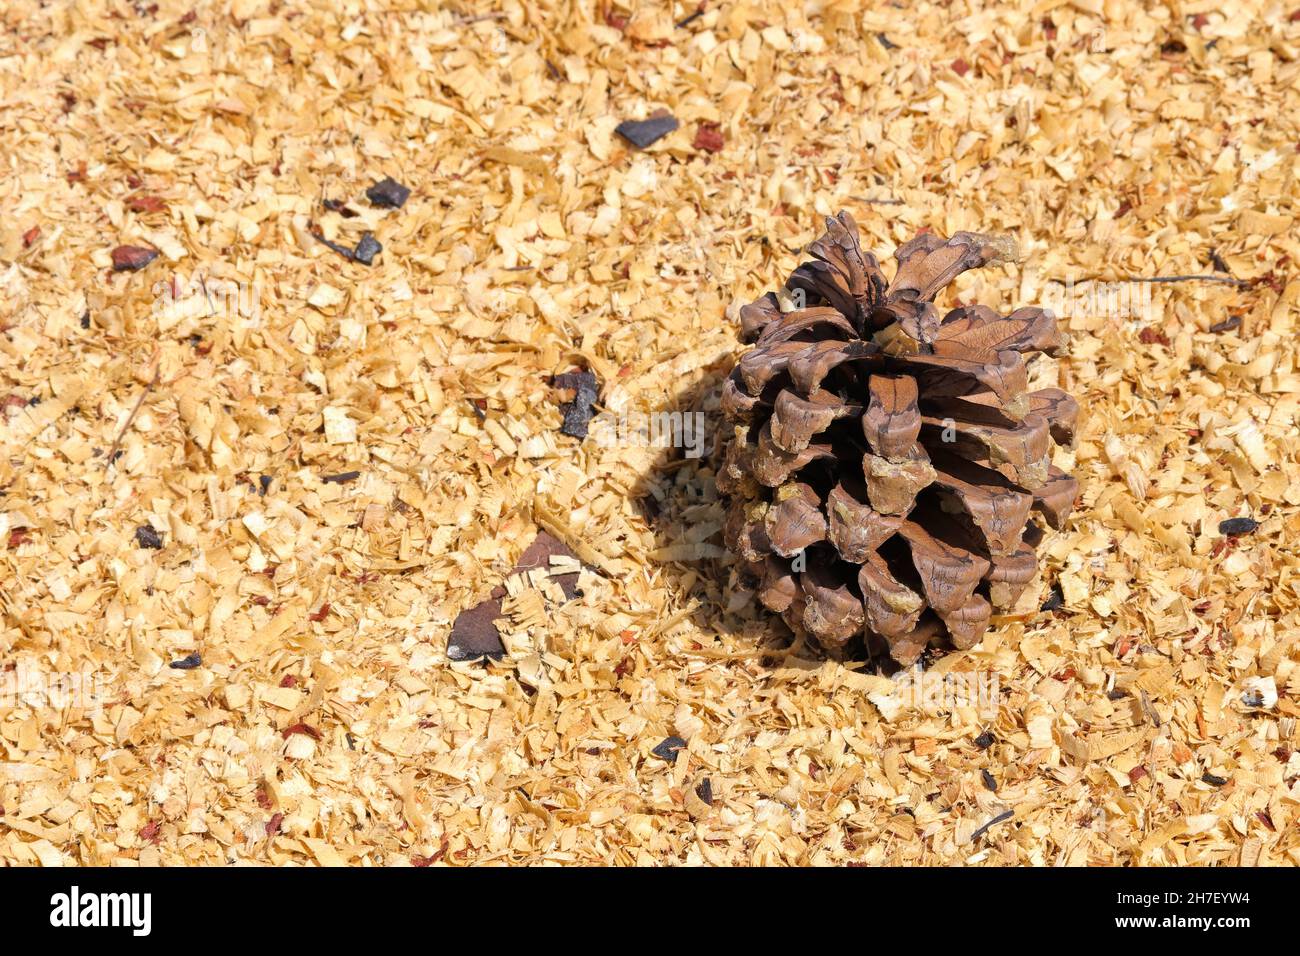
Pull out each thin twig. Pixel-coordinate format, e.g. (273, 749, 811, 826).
(453, 12, 507, 24)
(676, 5, 706, 28)
(104, 366, 159, 472)
(198, 274, 217, 316)
(851, 195, 905, 205)
(969, 808, 1015, 843)
(311, 229, 357, 263)
(1060, 274, 1248, 286)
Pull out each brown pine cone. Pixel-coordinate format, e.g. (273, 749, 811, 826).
(719, 212, 1079, 665)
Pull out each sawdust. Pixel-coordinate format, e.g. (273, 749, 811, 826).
(1, 0, 1299, 865)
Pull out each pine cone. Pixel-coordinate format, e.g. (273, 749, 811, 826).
(719, 212, 1078, 665)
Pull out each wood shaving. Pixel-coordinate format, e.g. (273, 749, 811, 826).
(1, 0, 1298, 867)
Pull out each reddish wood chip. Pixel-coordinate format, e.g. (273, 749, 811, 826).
(282, 722, 322, 740)
(111, 244, 159, 271)
(693, 123, 725, 153)
(127, 193, 167, 213)
(952, 58, 970, 76)
(140, 820, 162, 844)
(265, 812, 284, 837)
(446, 595, 507, 661)
(411, 838, 448, 866)
(512, 531, 584, 600)
(21, 226, 39, 247)
(447, 531, 587, 660)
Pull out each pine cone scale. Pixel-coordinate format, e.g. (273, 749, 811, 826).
(862, 374, 921, 458)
